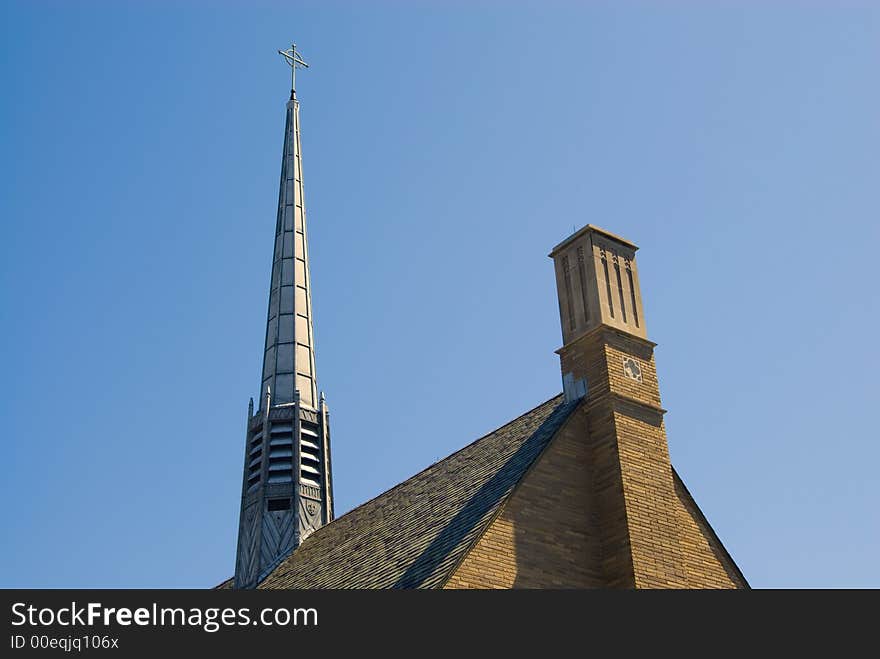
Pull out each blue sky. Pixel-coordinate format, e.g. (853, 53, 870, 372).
(1, 1, 877, 588)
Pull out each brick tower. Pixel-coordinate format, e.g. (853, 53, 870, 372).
(549, 225, 690, 587)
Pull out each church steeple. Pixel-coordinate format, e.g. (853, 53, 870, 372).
(260, 43, 317, 409)
(234, 45, 334, 589)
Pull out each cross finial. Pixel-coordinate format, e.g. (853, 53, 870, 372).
(278, 43, 309, 97)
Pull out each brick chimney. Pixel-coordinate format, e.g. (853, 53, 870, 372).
(549, 225, 688, 588)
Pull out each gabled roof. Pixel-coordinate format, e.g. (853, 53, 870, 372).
(257, 395, 576, 589)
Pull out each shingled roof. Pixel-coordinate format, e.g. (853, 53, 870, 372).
(256, 394, 576, 589)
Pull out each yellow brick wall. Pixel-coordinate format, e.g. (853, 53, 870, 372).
(559, 326, 744, 588)
(557, 327, 688, 587)
(583, 403, 636, 587)
(444, 413, 603, 589)
(603, 335, 663, 409)
(672, 473, 745, 588)
(443, 409, 744, 588)
(607, 409, 689, 588)
(445, 322, 745, 589)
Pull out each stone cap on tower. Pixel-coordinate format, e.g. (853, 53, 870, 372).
(549, 224, 647, 345)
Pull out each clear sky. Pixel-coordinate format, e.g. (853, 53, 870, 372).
(1, 1, 877, 588)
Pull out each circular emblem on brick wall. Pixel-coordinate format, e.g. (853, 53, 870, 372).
(622, 357, 643, 382)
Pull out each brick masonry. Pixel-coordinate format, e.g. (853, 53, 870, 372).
(672, 472, 745, 588)
(444, 412, 603, 588)
(444, 323, 746, 589)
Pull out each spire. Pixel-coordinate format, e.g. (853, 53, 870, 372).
(259, 45, 318, 410)
(234, 46, 334, 589)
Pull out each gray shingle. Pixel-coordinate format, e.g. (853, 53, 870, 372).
(257, 394, 574, 589)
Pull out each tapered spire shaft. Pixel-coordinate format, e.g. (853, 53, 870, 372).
(259, 58, 318, 410)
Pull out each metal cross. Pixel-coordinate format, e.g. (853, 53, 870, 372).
(278, 43, 309, 94)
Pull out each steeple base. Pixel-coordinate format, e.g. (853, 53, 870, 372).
(234, 398, 333, 589)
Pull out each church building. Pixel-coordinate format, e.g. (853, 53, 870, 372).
(220, 47, 748, 590)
